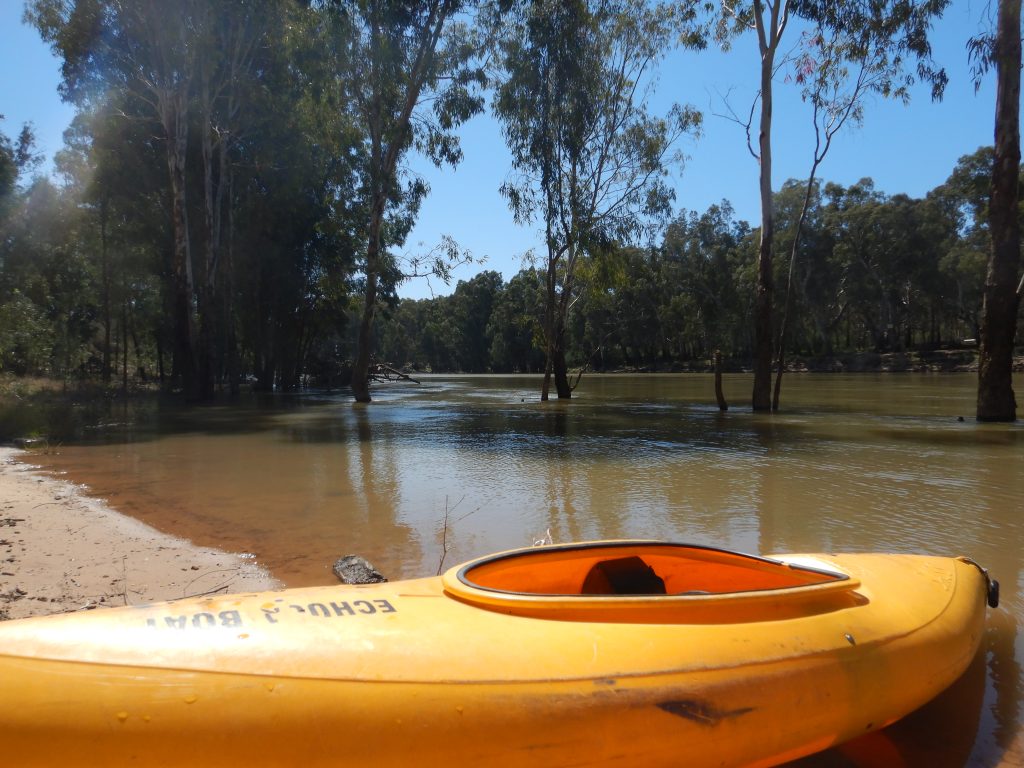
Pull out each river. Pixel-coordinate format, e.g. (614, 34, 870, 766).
(30, 373, 1024, 766)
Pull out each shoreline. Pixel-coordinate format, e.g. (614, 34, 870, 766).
(0, 447, 280, 621)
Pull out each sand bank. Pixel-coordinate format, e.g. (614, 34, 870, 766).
(0, 447, 280, 621)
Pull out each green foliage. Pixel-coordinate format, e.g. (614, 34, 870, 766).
(0, 5, 1014, 400)
(0, 292, 54, 375)
(493, 0, 698, 396)
(374, 154, 1010, 372)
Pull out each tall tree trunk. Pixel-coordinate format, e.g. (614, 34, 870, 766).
(773, 161, 820, 411)
(121, 290, 129, 395)
(541, 356, 553, 401)
(348, 1, 452, 403)
(352, 195, 385, 403)
(156, 332, 165, 384)
(99, 197, 112, 384)
(226, 167, 240, 396)
(164, 94, 199, 401)
(977, 0, 1022, 422)
(715, 350, 728, 411)
(552, 321, 571, 399)
(199, 111, 217, 400)
(752, 0, 786, 412)
(540, 231, 558, 402)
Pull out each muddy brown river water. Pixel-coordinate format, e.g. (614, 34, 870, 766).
(31, 373, 1024, 766)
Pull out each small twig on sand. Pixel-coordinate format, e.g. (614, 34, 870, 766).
(121, 556, 128, 606)
(182, 568, 241, 597)
(180, 583, 232, 599)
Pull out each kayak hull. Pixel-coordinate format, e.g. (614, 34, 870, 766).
(0, 542, 990, 768)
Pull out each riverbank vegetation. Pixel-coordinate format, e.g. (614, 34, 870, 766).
(372, 159, 1021, 376)
(0, 0, 1021, 417)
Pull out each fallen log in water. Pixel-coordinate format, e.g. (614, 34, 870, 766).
(368, 364, 421, 384)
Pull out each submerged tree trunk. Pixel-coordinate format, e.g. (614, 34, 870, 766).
(351, 191, 386, 403)
(751, 0, 786, 412)
(550, 259, 573, 400)
(977, 0, 1022, 422)
(541, 246, 557, 401)
(773, 161, 820, 412)
(347, 2, 455, 403)
(714, 350, 728, 411)
(552, 334, 571, 399)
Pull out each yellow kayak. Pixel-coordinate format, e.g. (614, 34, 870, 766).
(0, 541, 997, 767)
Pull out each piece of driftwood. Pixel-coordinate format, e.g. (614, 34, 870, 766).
(368, 364, 421, 384)
(333, 555, 387, 585)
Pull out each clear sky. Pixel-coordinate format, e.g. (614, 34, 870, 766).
(0, 0, 1002, 300)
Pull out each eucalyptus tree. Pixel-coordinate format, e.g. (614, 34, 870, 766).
(325, 0, 487, 402)
(712, 0, 951, 410)
(29, 0, 200, 394)
(29, 0, 355, 395)
(54, 101, 172, 385)
(28, 0, 297, 398)
(495, 0, 699, 399)
(771, 19, 923, 408)
(971, 0, 1022, 421)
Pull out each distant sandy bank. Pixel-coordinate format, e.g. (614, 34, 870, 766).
(0, 447, 280, 621)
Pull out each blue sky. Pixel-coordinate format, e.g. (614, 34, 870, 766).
(1, 0, 1000, 300)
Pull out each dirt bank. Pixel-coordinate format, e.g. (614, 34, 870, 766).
(0, 447, 280, 621)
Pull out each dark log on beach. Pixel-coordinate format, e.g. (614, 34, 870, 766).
(333, 555, 387, 585)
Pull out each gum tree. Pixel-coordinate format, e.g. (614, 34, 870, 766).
(333, 0, 486, 403)
(494, 0, 699, 399)
(713, 0, 951, 410)
(973, 0, 1022, 421)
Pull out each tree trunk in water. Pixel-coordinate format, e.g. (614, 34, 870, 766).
(541, 355, 552, 401)
(552, 338, 571, 399)
(773, 162, 819, 412)
(351, 200, 384, 403)
(978, 0, 1022, 422)
(156, 332, 165, 384)
(540, 256, 557, 402)
(752, 202, 775, 410)
(715, 350, 728, 411)
(751, 2, 779, 413)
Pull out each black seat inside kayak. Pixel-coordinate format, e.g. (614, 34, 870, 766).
(580, 556, 667, 595)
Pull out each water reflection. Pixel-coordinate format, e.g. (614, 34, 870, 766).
(28, 373, 1024, 766)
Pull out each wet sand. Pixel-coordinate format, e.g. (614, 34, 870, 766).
(0, 448, 279, 621)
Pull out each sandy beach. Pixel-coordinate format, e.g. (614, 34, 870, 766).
(0, 447, 280, 621)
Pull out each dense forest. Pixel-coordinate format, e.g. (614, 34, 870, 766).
(0, 0, 1021, 416)
(373, 160, 1019, 374)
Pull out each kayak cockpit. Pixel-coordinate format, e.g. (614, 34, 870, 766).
(443, 541, 863, 623)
